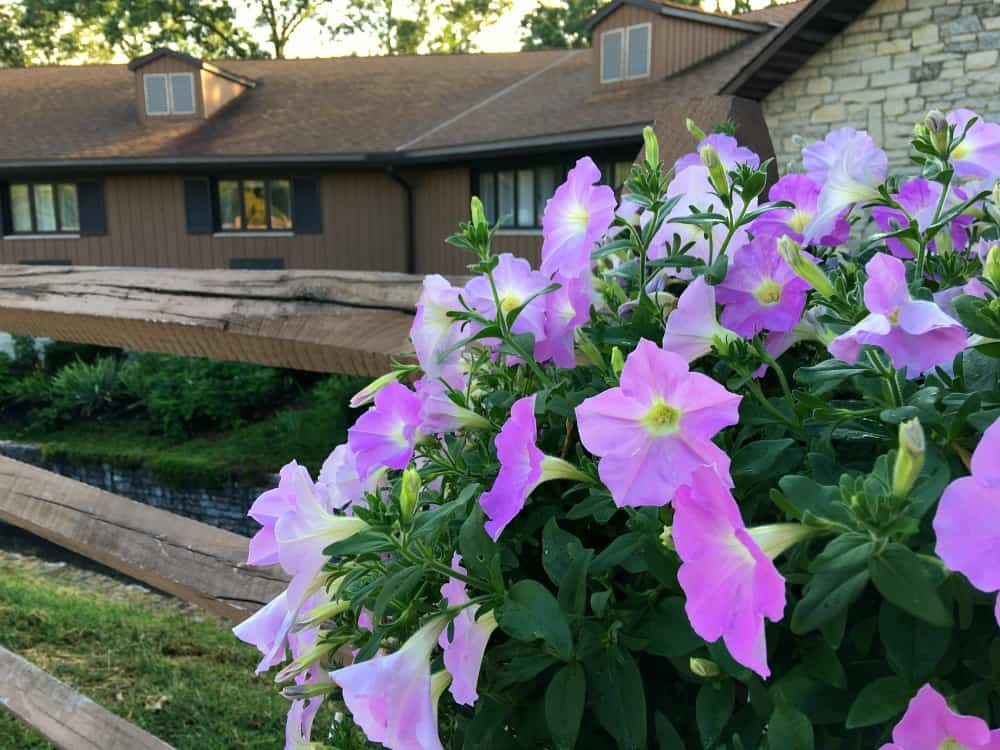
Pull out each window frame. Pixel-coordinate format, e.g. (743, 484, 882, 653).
(600, 28, 625, 84)
(144, 72, 197, 116)
(6, 181, 81, 236)
(213, 177, 295, 234)
(625, 22, 652, 80)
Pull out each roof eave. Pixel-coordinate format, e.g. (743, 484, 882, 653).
(127, 47, 257, 88)
(586, 0, 772, 33)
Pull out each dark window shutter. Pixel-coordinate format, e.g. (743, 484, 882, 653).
(0, 182, 10, 237)
(291, 177, 321, 234)
(77, 180, 106, 235)
(184, 178, 214, 234)
(229, 257, 286, 270)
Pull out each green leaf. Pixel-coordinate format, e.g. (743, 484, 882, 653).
(796, 359, 872, 395)
(800, 638, 846, 689)
(324, 530, 395, 557)
(586, 646, 647, 750)
(731, 439, 797, 481)
(496, 580, 573, 660)
(558, 549, 593, 617)
(542, 518, 587, 586)
(696, 680, 733, 749)
(879, 602, 951, 684)
(774, 476, 851, 525)
(954, 294, 1000, 338)
(792, 535, 874, 635)
(590, 533, 645, 576)
(654, 713, 686, 750)
(637, 597, 702, 658)
(460, 504, 499, 580)
(869, 544, 952, 627)
(372, 565, 423, 620)
(845, 676, 912, 729)
(767, 704, 814, 750)
(545, 663, 586, 750)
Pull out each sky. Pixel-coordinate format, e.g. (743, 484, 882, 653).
(251, 0, 782, 58)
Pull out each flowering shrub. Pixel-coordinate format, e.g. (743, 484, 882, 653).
(236, 111, 1000, 750)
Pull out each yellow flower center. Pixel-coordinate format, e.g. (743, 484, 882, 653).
(567, 202, 590, 234)
(641, 400, 682, 436)
(500, 293, 523, 315)
(889, 307, 900, 325)
(939, 740, 972, 750)
(754, 278, 782, 305)
(951, 141, 971, 160)
(787, 209, 812, 234)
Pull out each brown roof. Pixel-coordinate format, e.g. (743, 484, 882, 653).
(739, 0, 811, 25)
(0, 2, 813, 170)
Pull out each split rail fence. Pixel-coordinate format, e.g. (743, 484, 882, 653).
(0, 265, 422, 749)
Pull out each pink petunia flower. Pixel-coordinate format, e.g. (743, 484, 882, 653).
(880, 684, 1000, 750)
(673, 133, 760, 174)
(535, 273, 591, 368)
(947, 108, 1000, 183)
(348, 381, 422, 479)
(749, 174, 850, 247)
(438, 554, 498, 705)
(716, 235, 810, 336)
(285, 694, 326, 750)
(933, 418, 1000, 626)
(274, 469, 368, 603)
(661, 277, 739, 362)
(673, 465, 786, 678)
(331, 617, 448, 750)
(801, 128, 888, 246)
(463, 253, 550, 345)
(871, 179, 972, 259)
(576, 339, 741, 508)
(248, 460, 314, 567)
(541, 157, 616, 284)
(479, 395, 588, 540)
(233, 588, 328, 674)
(828, 253, 967, 377)
(415, 376, 489, 435)
(317, 443, 381, 515)
(411, 274, 463, 379)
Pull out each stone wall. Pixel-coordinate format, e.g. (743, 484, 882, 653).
(763, 0, 1000, 173)
(0, 441, 271, 537)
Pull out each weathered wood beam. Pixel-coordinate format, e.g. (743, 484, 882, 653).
(0, 456, 287, 622)
(0, 646, 175, 750)
(0, 266, 426, 377)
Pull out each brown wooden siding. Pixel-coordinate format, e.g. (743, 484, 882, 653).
(134, 56, 205, 123)
(591, 5, 752, 89)
(409, 166, 471, 276)
(0, 173, 407, 271)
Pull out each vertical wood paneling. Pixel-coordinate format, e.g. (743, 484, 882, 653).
(0, 172, 408, 271)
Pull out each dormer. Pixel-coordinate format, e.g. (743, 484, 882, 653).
(128, 48, 256, 123)
(587, 0, 772, 89)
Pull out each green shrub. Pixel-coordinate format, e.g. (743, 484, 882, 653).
(119, 353, 296, 439)
(49, 356, 129, 420)
(43, 341, 122, 374)
(9, 334, 39, 375)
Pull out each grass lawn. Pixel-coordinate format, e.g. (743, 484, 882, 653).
(0, 384, 361, 489)
(0, 531, 314, 749)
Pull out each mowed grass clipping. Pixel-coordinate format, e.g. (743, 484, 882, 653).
(0, 563, 297, 749)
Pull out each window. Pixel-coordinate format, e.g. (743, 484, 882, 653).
(216, 178, 294, 232)
(626, 23, 651, 79)
(144, 73, 196, 116)
(601, 23, 651, 83)
(601, 29, 624, 83)
(7, 182, 79, 234)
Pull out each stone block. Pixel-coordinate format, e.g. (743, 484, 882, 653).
(834, 74, 870, 92)
(871, 68, 913, 87)
(941, 14, 983, 36)
(877, 38, 911, 55)
(911, 61, 943, 82)
(912, 24, 939, 47)
(966, 49, 999, 69)
(862, 55, 892, 73)
(807, 76, 834, 94)
(978, 31, 1000, 49)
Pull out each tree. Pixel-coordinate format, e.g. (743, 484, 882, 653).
(519, 0, 603, 50)
(0, 4, 27, 66)
(247, 0, 329, 59)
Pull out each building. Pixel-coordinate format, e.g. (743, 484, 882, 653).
(0, 0, 861, 274)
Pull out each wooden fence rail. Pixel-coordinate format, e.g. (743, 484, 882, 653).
(0, 265, 425, 377)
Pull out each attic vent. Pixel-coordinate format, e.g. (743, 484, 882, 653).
(143, 72, 196, 116)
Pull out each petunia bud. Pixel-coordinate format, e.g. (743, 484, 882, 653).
(985, 244, 1000, 287)
(350, 369, 408, 409)
(282, 681, 339, 700)
(293, 599, 352, 631)
(643, 125, 660, 167)
(611, 346, 625, 377)
(700, 144, 728, 196)
(400, 466, 421, 522)
(470, 195, 487, 230)
(778, 235, 835, 299)
(746, 523, 818, 560)
(689, 657, 720, 678)
(659, 524, 674, 551)
(893, 419, 926, 499)
(686, 119, 707, 142)
(925, 109, 948, 154)
(275, 641, 337, 683)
